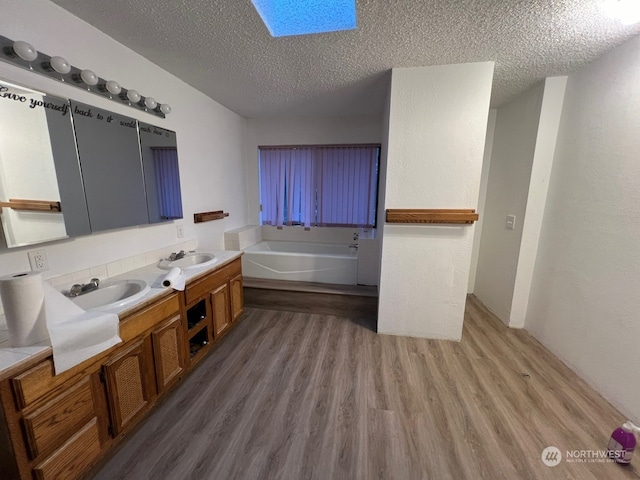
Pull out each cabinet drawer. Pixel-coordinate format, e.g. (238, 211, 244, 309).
(185, 270, 222, 305)
(12, 359, 56, 409)
(23, 377, 95, 459)
(185, 259, 241, 305)
(120, 293, 180, 342)
(33, 417, 101, 480)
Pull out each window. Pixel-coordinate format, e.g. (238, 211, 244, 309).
(259, 145, 380, 228)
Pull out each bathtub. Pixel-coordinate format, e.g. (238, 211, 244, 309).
(242, 240, 358, 285)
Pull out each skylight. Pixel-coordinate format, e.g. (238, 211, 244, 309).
(251, 0, 357, 37)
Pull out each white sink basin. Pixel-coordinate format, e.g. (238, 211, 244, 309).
(158, 252, 216, 271)
(70, 279, 150, 311)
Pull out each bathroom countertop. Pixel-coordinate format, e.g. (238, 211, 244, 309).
(0, 250, 242, 381)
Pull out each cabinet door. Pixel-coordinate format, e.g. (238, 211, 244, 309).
(71, 101, 149, 232)
(152, 315, 185, 394)
(211, 283, 231, 338)
(230, 273, 244, 322)
(102, 338, 155, 436)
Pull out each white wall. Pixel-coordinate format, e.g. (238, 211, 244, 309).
(0, 0, 247, 283)
(474, 83, 544, 323)
(509, 77, 567, 327)
(475, 78, 568, 327)
(378, 62, 494, 340)
(468, 109, 496, 293)
(376, 78, 392, 291)
(526, 35, 640, 421)
(244, 115, 382, 224)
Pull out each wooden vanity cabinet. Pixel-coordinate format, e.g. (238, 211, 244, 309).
(0, 361, 110, 480)
(0, 292, 182, 480)
(0, 258, 244, 480)
(184, 257, 243, 366)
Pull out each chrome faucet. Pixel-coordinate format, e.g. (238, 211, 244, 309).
(168, 250, 186, 261)
(67, 278, 100, 297)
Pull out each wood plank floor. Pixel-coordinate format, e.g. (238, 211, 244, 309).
(244, 286, 378, 323)
(93, 296, 640, 480)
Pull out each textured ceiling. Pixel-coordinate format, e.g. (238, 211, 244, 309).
(50, 0, 640, 118)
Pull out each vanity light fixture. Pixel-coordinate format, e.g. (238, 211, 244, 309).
(49, 56, 71, 75)
(79, 69, 99, 86)
(126, 89, 141, 104)
(12, 40, 38, 62)
(0, 34, 170, 118)
(144, 96, 157, 110)
(104, 80, 121, 95)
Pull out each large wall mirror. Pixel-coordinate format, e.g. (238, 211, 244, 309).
(0, 78, 183, 248)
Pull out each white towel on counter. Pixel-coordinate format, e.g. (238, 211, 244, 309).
(44, 283, 121, 375)
(161, 267, 186, 291)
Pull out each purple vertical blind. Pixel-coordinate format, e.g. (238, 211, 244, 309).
(152, 147, 183, 220)
(259, 145, 379, 227)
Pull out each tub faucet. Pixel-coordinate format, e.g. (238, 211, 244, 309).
(353, 232, 359, 241)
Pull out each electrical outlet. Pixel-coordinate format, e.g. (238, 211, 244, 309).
(176, 225, 184, 238)
(506, 215, 516, 230)
(28, 249, 49, 271)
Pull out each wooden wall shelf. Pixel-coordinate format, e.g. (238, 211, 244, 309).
(193, 210, 229, 224)
(386, 209, 479, 224)
(0, 199, 62, 213)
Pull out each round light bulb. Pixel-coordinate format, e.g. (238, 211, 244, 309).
(144, 96, 157, 110)
(50, 56, 71, 74)
(126, 89, 141, 103)
(159, 103, 171, 115)
(105, 80, 121, 95)
(13, 41, 38, 62)
(80, 69, 98, 86)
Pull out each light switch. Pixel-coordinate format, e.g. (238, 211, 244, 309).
(506, 215, 516, 230)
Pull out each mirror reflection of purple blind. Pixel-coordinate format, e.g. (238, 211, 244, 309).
(152, 147, 183, 220)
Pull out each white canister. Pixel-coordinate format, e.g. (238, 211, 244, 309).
(0, 271, 49, 347)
